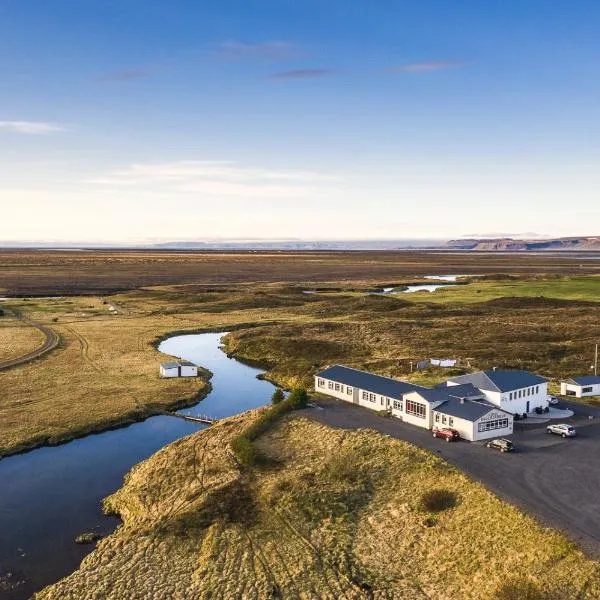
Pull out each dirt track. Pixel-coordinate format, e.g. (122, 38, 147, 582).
(0, 316, 60, 371)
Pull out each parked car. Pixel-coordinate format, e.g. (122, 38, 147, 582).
(546, 423, 576, 438)
(486, 438, 515, 452)
(548, 396, 559, 405)
(432, 427, 460, 442)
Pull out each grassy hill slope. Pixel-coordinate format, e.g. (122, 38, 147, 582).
(37, 411, 600, 600)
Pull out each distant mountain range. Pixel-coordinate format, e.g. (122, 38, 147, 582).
(447, 236, 600, 251)
(1, 236, 599, 252)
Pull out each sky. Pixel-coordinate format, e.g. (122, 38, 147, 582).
(1, 0, 599, 243)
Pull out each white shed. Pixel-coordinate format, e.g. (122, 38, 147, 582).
(561, 376, 600, 398)
(179, 361, 198, 377)
(160, 362, 181, 378)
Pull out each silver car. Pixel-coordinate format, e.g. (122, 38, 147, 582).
(546, 423, 576, 438)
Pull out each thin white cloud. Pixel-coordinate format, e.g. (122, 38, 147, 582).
(0, 121, 65, 134)
(89, 160, 341, 198)
(217, 40, 300, 60)
(390, 60, 462, 73)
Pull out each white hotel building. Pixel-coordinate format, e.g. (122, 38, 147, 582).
(315, 365, 548, 442)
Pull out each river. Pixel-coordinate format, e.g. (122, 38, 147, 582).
(0, 332, 274, 599)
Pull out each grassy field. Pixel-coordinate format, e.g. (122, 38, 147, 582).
(0, 249, 599, 295)
(1, 273, 599, 457)
(0, 313, 45, 362)
(37, 411, 600, 599)
(400, 275, 600, 304)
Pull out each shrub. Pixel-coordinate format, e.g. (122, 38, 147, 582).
(494, 579, 549, 600)
(419, 489, 457, 513)
(231, 435, 260, 466)
(271, 388, 285, 405)
(288, 387, 309, 409)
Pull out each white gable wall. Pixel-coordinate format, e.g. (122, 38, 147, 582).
(160, 365, 179, 378)
(561, 381, 600, 398)
(473, 409, 513, 440)
(180, 365, 198, 377)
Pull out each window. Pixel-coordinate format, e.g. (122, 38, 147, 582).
(583, 386, 593, 393)
(405, 400, 426, 418)
(334, 383, 340, 392)
(442, 415, 447, 425)
(449, 417, 454, 426)
(362, 391, 368, 400)
(328, 381, 334, 389)
(369, 393, 376, 402)
(393, 400, 402, 411)
(347, 386, 353, 395)
(435, 413, 440, 422)
(318, 378, 325, 388)
(477, 418, 509, 433)
(536, 385, 539, 393)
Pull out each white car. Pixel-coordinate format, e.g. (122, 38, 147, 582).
(546, 423, 576, 438)
(548, 396, 559, 405)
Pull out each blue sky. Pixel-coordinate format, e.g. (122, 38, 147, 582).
(1, 1, 599, 242)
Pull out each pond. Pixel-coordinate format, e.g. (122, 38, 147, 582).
(0, 332, 274, 599)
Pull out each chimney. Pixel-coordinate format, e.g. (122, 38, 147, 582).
(460, 397, 466, 404)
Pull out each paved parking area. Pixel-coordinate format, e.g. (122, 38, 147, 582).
(306, 398, 600, 557)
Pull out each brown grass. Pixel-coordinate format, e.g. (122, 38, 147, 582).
(1, 278, 599, 456)
(1, 249, 599, 295)
(36, 413, 600, 599)
(0, 314, 45, 361)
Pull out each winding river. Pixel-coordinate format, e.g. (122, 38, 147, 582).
(0, 332, 274, 600)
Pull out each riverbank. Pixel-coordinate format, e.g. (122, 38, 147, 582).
(36, 409, 600, 600)
(2, 277, 599, 458)
(0, 331, 275, 599)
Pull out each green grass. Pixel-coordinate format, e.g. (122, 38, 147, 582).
(402, 276, 600, 304)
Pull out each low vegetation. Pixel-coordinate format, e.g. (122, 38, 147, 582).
(231, 388, 308, 465)
(37, 412, 600, 599)
(0, 313, 45, 362)
(1, 271, 599, 456)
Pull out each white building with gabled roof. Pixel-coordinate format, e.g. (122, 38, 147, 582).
(315, 364, 514, 441)
(445, 369, 548, 415)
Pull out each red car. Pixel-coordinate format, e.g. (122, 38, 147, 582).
(432, 427, 460, 442)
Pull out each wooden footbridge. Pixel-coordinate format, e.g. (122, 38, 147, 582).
(166, 412, 216, 425)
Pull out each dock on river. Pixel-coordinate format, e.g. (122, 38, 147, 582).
(165, 412, 216, 425)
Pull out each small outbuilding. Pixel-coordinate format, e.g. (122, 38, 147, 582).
(561, 376, 600, 398)
(160, 361, 198, 378)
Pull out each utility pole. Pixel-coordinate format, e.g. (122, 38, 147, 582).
(595, 343, 598, 377)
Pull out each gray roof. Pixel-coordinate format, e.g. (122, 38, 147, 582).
(565, 375, 600, 386)
(316, 365, 423, 399)
(161, 362, 180, 369)
(178, 360, 197, 367)
(448, 370, 547, 393)
(434, 397, 508, 421)
(406, 388, 453, 405)
(435, 382, 483, 398)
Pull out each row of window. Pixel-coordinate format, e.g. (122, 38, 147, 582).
(508, 386, 539, 401)
(320, 379, 353, 395)
(434, 413, 454, 427)
(478, 418, 509, 432)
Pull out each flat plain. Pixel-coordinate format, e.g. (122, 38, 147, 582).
(2, 250, 600, 599)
